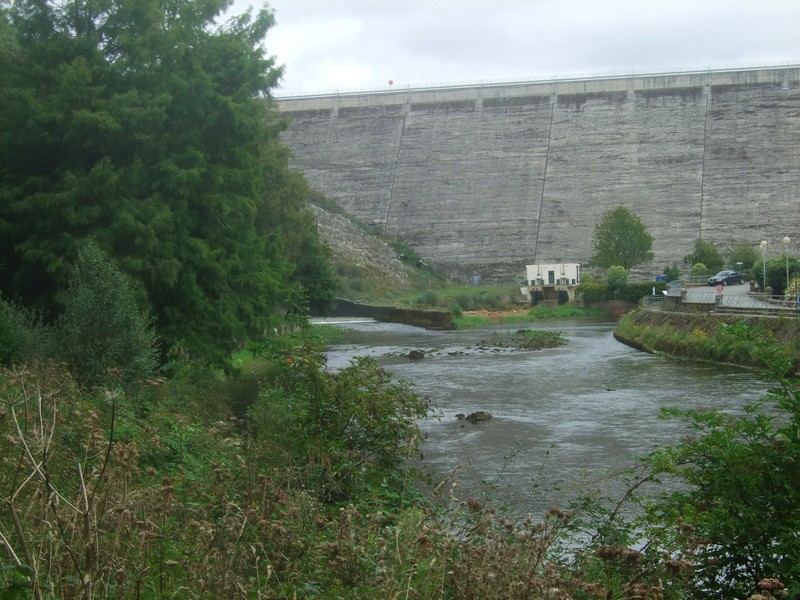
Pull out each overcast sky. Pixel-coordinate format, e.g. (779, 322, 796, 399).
(230, 1, 800, 96)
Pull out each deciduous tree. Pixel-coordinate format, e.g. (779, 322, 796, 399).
(684, 239, 724, 272)
(590, 206, 654, 270)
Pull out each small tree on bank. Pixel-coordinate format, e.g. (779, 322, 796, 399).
(54, 241, 159, 390)
(591, 206, 654, 270)
(606, 265, 628, 290)
(684, 239, 724, 272)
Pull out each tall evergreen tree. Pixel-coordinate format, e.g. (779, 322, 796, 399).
(0, 0, 327, 363)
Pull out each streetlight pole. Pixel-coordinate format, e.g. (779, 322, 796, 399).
(760, 240, 768, 294)
(784, 236, 791, 295)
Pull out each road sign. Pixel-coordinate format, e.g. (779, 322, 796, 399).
(716, 284, 724, 294)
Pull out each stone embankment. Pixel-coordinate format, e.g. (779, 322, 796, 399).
(329, 299, 452, 330)
(615, 309, 800, 371)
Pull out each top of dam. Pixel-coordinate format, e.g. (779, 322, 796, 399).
(276, 64, 800, 112)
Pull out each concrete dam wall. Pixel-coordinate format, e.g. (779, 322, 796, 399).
(277, 67, 800, 283)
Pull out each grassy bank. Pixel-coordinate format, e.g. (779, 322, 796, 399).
(615, 308, 800, 371)
(453, 304, 608, 329)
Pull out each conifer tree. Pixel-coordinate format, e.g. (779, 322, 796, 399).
(0, 0, 332, 362)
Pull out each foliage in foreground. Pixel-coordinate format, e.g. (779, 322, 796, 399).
(2, 320, 798, 598)
(0, 359, 676, 599)
(638, 322, 800, 598)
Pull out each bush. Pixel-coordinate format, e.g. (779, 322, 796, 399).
(0, 293, 45, 366)
(606, 265, 628, 289)
(415, 290, 440, 307)
(248, 347, 429, 505)
(53, 240, 159, 391)
(578, 281, 666, 304)
(642, 322, 800, 598)
(578, 280, 610, 303)
(481, 295, 501, 310)
(685, 239, 724, 272)
(454, 293, 474, 311)
(664, 264, 681, 282)
(618, 282, 666, 303)
(689, 262, 708, 275)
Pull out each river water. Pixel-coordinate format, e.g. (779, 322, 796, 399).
(321, 318, 772, 517)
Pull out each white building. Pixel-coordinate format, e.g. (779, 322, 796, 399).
(519, 263, 581, 304)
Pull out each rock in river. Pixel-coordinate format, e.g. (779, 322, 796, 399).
(465, 411, 493, 424)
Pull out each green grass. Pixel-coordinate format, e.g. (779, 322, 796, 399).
(511, 329, 568, 350)
(452, 315, 494, 329)
(502, 305, 608, 322)
(393, 284, 520, 310)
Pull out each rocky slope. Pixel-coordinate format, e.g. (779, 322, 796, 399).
(310, 204, 419, 292)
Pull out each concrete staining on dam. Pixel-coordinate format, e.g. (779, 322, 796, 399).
(278, 67, 800, 282)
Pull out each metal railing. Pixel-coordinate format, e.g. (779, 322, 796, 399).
(644, 291, 800, 315)
(642, 296, 667, 308)
(681, 276, 711, 286)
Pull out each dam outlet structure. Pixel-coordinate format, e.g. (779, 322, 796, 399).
(277, 66, 800, 283)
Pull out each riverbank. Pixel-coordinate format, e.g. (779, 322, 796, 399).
(615, 308, 800, 372)
(459, 304, 609, 326)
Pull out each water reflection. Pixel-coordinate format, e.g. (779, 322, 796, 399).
(320, 318, 772, 516)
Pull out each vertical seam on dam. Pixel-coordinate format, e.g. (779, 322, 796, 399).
(699, 83, 710, 240)
(533, 94, 556, 263)
(279, 66, 800, 280)
(383, 109, 407, 234)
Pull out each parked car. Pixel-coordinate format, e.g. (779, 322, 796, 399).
(707, 270, 746, 286)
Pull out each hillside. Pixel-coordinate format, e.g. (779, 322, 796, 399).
(310, 204, 434, 301)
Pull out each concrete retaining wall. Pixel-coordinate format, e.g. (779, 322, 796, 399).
(278, 66, 800, 283)
(329, 299, 452, 330)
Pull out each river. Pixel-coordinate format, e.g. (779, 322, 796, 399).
(320, 317, 773, 517)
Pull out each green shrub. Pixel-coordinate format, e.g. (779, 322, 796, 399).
(642, 322, 800, 598)
(664, 264, 681, 282)
(53, 240, 159, 391)
(481, 295, 501, 310)
(578, 280, 610, 303)
(0, 293, 45, 366)
(454, 293, 474, 311)
(685, 239, 724, 272)
(689, 262, 708, 275)
(606, 265, 628, 289)
(415, 290, 440, 307)
(618, 282, 666, 303)
(248, 347, 429, 506)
